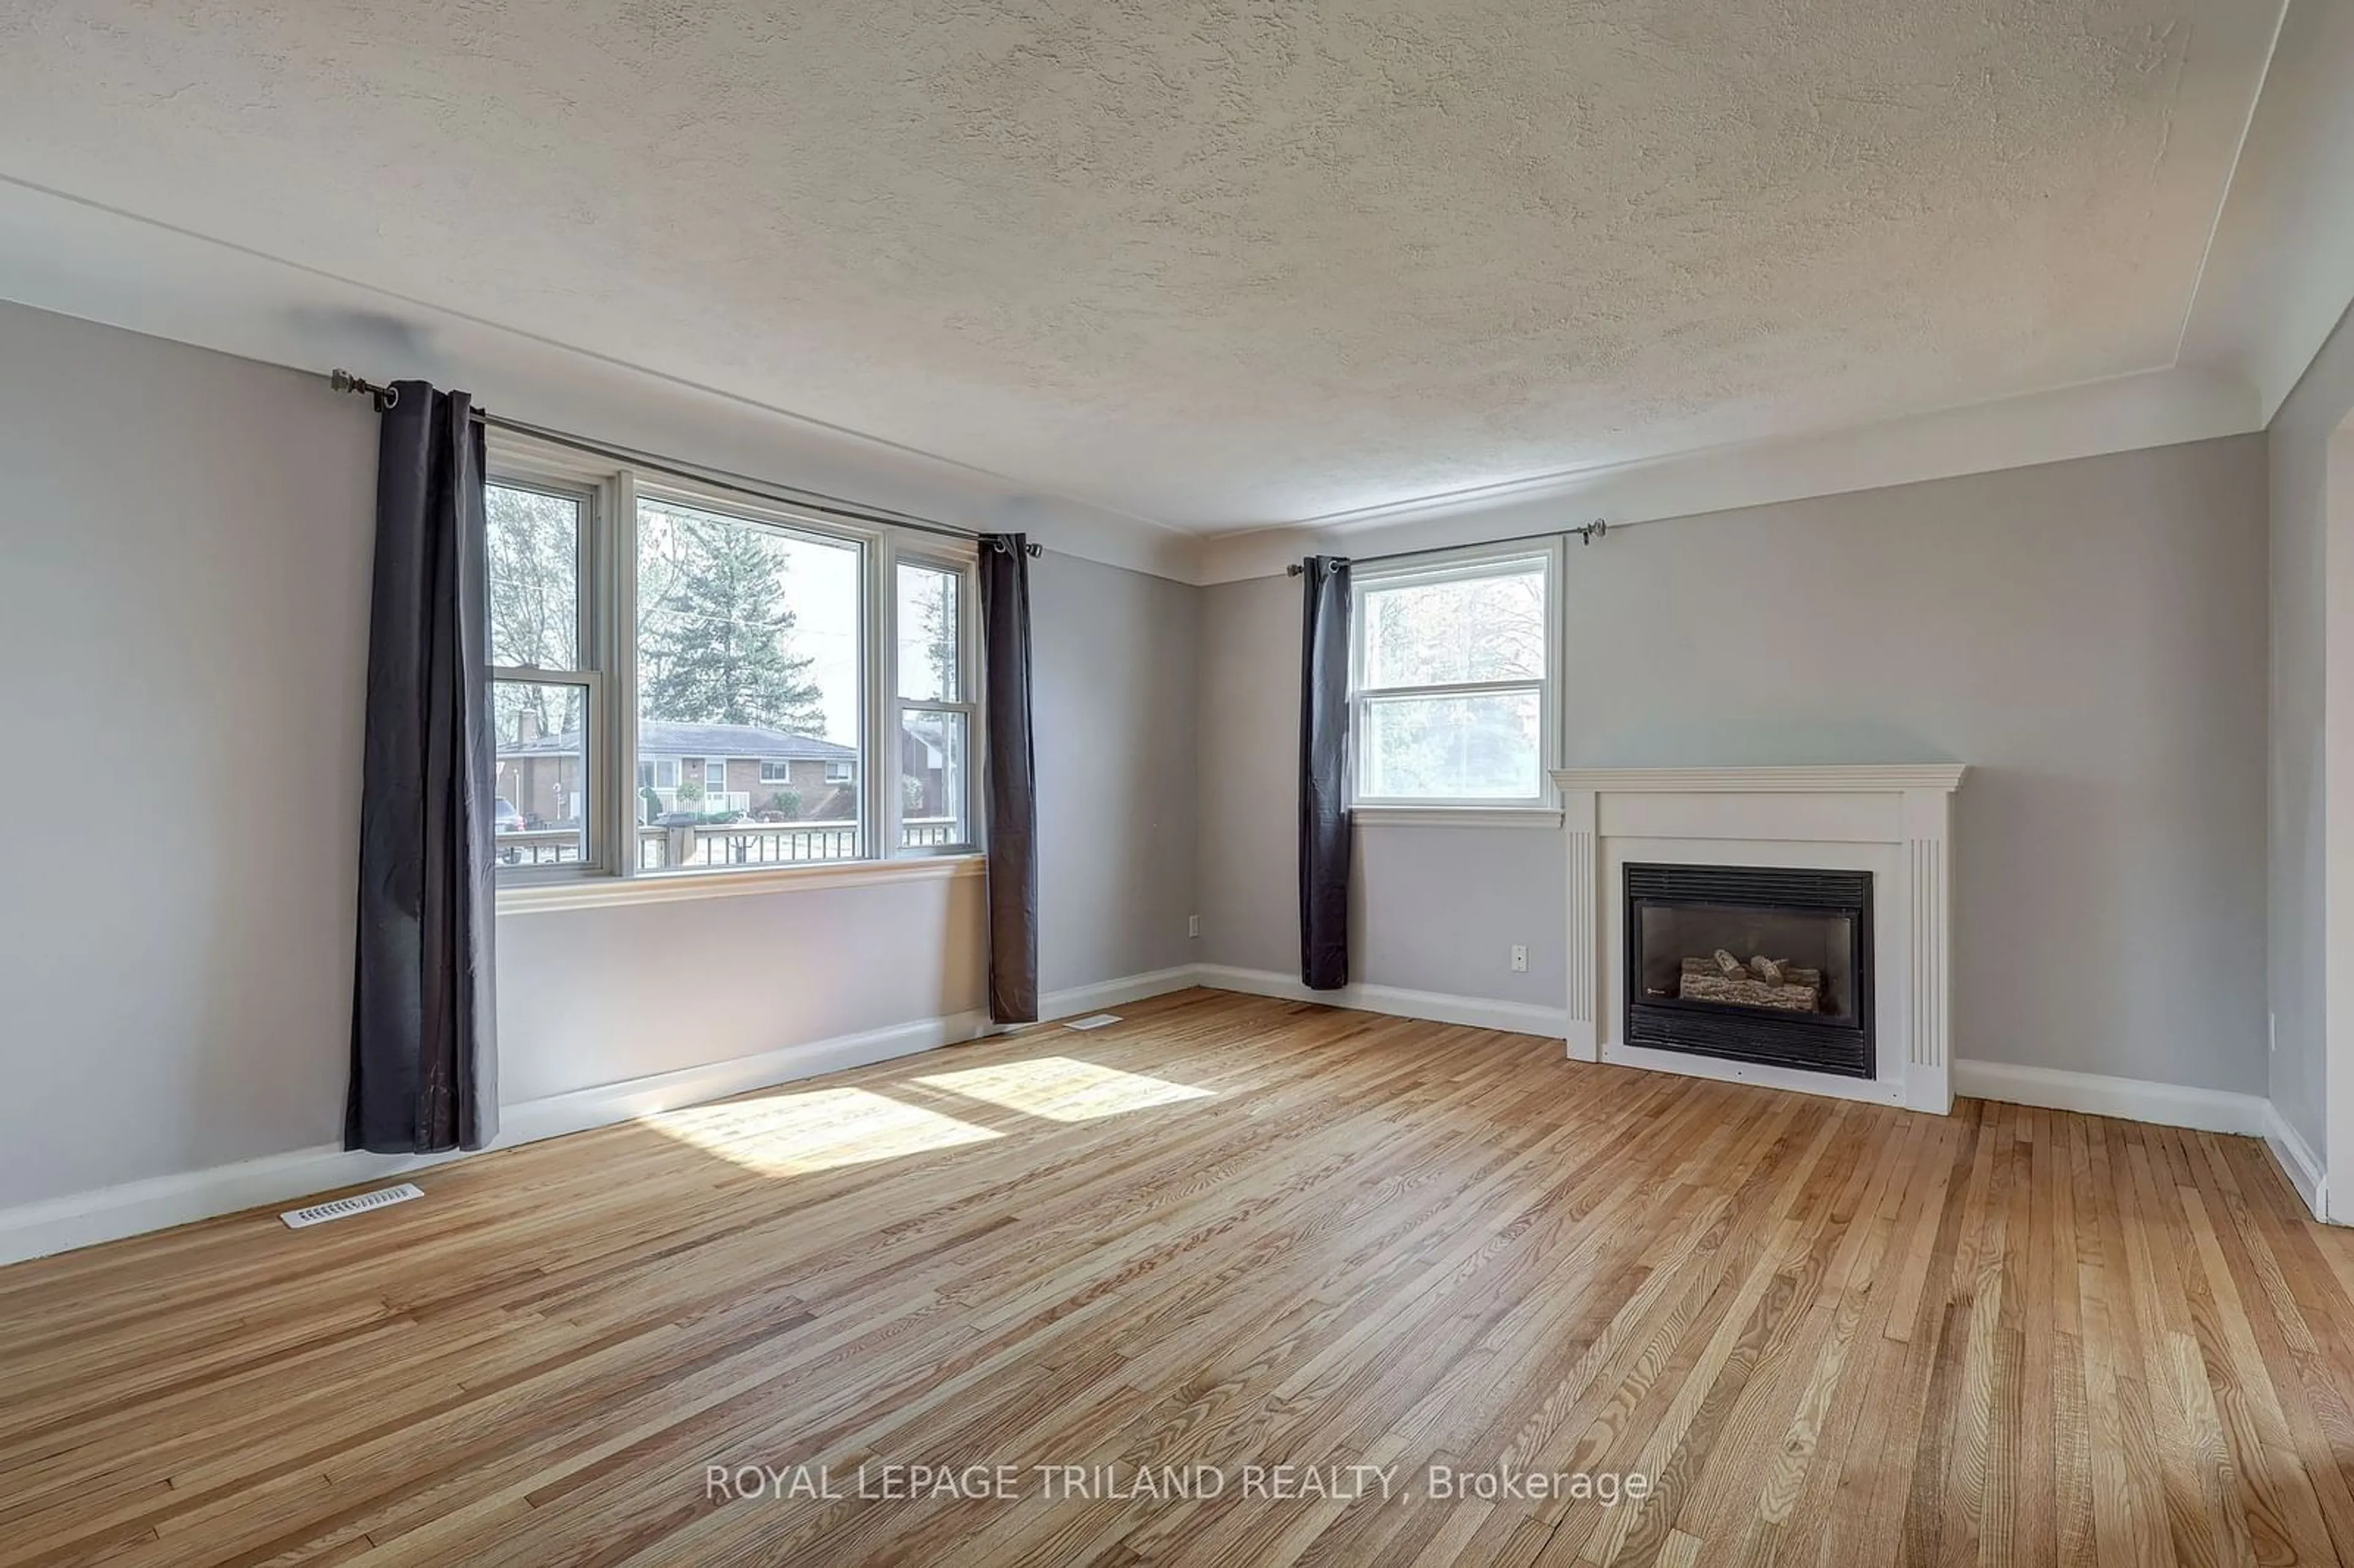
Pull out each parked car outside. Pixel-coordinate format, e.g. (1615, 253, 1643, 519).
(494, 797, 527, 863)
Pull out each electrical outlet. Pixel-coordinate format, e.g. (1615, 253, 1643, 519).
(1510, 944, 1529, 973)
(1189, 915, 1201, 939)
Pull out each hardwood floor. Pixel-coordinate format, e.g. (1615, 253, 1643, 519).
(5, 989, 2353, 1566)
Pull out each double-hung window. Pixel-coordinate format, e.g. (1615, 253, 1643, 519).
(893, 557, 975, 851)
(1350, 544, 1560, 813)
(484, 435, 982, 892)
(486, 480, 600, 868)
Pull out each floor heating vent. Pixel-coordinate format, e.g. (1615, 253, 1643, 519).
(280, 1182, 424, 1230)
(1064, 1013, 1122, 1031)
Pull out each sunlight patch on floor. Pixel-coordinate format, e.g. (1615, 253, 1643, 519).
(915, 1056, 1216, 1122)
(642, 1087, 1000, 1175)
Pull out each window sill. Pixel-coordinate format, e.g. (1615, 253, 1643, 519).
(1350, 804, 1564, 829)
(497, 853, 985, 915)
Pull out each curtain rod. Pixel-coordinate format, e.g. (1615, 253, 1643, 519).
(329, 370, 1040, 557)
(1282, 518, 1608, 575)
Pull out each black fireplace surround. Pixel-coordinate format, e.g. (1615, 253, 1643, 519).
(1623, 862, 1874, 1079)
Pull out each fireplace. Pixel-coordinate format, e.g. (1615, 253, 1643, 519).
(1623, 862, 1874, 1078)
(1560, 766, 1960, 1112)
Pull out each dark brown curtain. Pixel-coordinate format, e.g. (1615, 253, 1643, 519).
(978, 534, 1039, 1024)
(346, 381, 499, 1154)
(1299, 555, 1352, 989)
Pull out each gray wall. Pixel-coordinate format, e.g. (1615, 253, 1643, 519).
(1197, 575, 1307, 981)
(2268, 301, 2354, 1165)
(1033, 550, 1200, 994)
(0, 302, 1188, 1209)
(0, 302, 377, 1208)
(494, 878, 985, 1105)
(1200, 436, 2272, 1092)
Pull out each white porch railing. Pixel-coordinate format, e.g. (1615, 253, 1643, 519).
(496, 818, 961, 872)
(496, 828, 584, 867)
(639, 820, 858, 868)
(633, 816, 962, 869)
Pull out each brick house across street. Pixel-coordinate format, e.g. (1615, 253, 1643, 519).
(497, 717, 859, 827)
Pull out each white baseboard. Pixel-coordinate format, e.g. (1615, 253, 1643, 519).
(1192, 964, 1569, 1038)
(2263, 1102, 2328, 1220)
(1954, 1059, 2272, 1135)
(0, 1007, 988, 1268)
(1954, 1059, 2327, 1216)
(0, 1142, 472, 1273)
(1035, 965, 1203, 1024)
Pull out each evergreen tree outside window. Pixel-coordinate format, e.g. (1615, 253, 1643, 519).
(636, 496, 866, 867)
(638, 500, 834, 737)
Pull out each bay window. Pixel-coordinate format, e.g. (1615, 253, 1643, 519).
(485, 436, 981, 894)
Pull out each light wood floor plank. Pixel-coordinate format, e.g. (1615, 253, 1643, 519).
(4, 991, 2352, 1567)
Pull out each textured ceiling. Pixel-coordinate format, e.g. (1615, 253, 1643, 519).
(0, 1, 2283, 532)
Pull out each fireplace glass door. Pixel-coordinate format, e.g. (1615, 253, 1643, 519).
(1634, 903, 1859, 1026)
(1624, 863, 1874, 1078)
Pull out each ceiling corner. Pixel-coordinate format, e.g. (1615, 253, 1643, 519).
(2176, 0, 2354, 423)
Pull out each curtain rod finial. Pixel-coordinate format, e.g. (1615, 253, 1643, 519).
(330, 368, 399, 409)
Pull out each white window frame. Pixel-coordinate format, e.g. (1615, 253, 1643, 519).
(1347, 540, 1563, 825)
(487, 432, 984, 910)
(888, 549, 981, 858)
(759, 759, 790, 785)
(485, 474, 608, 880)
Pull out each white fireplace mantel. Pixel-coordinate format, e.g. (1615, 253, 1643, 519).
(1551, 764, 1967, 1115)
